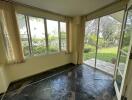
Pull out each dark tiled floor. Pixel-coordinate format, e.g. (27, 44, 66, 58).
(7, 63, 75, 92)
(2, 64, 116, 100)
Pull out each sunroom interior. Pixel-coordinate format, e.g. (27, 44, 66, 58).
(0, 0, 132, 100)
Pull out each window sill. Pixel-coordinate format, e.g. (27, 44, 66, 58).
(24, 51, 71, 61)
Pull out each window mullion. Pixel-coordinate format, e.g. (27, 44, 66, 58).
(95, 18, 100, 68)
(58, 21, 61, 51)
(26, 16, 33, 55)
(44, 19, 49, 53)
(25, 15, 31, 56)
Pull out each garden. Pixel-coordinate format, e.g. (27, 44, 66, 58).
(83, 47, 118, 62)
(83, 15, 130, 63)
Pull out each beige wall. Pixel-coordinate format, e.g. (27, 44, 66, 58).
(71, 16, 82, 64)
(0, 52, 72, 94)
(7, 52, 72, 82)
(0, 65, 9, 93)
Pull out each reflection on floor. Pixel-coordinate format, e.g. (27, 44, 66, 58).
(84, 59, 115, 75)
(1, 64, 116, 100)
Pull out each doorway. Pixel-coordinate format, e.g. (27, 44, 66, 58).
(83, 10, 124, 76)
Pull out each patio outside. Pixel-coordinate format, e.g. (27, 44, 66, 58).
(84, 48, 117, 75)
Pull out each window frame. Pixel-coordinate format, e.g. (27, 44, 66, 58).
(16, 13, 68, 58)
(60, 21, 67, 51)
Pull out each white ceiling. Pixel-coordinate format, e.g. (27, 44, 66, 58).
(13, 0, 118, 16)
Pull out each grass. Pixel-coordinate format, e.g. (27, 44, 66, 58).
(83, 47, 118, 62)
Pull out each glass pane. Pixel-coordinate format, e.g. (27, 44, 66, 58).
(97, 16, 122, 63)
(116, 70, 122, 91)
(60, 22, 67, 51)
(17, 14, 30, 57)
(96, 11, 123, 75)
(47, 19, 59, 53)
(122, 9, 132, 52)
(29, 16, 46, 55)
(118, 52, 127, 75)
(83, 19, 98, 67)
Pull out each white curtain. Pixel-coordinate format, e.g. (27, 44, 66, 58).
(0, 1, 24, 64)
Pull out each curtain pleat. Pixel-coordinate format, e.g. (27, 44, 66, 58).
(0, 1, 24, 64)
(0, 18, 7, 64)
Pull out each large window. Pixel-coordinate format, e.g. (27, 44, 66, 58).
(17, 14, 67, 57)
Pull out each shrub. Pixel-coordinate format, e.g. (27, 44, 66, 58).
(84, 45, 95, 53)
(84, 48, 91, 53)
(49, 47, 58, 52)
(122, 46, 128, 52)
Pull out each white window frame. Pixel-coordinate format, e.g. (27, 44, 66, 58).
(16, 14, 68, 58)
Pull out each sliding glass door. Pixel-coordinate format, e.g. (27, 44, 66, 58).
(96, 13, 123, 75)
(84, 19, 99, 67)
(83, 10, 124, 76)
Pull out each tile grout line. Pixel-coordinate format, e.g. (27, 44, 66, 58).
(5, 67, 75, 95)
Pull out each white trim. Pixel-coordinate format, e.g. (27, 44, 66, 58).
(114, 81, 121, 100)
(114, 7, 132, 100)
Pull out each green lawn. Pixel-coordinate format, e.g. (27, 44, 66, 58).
(83, 47, 118, 62)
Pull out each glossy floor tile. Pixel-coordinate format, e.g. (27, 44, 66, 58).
(1, 64, 116, 100)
